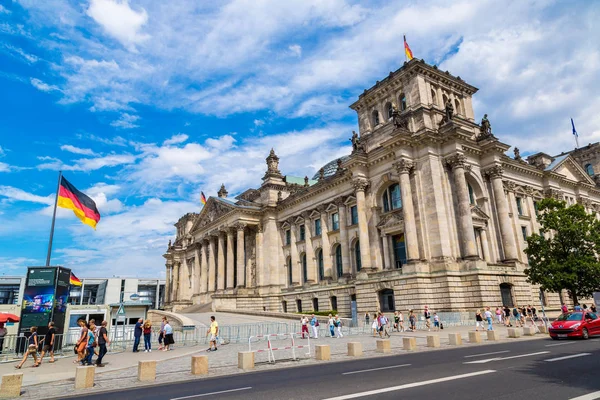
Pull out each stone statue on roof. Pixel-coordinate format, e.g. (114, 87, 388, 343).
(514, 147, 522, 161)
(445, 99, 454, 121)
(350, 131, 359, 152)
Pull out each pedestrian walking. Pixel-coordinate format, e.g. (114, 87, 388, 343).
(0, 322, 6, 354)
(37, 321, 56, 365)
(484, 307, 493, 331)
(206, 316, 219, 352)
(475, 310, 484, 331)
(328, 314, 335, 337)
(96, 320, 110, 367)
(334, 315, 343, 338)
(364, 312, 370, 328)
(143, 319, 152, 352)
(433, 313, 440, 331)
(371, 314, 378, 336)
(380, 313, 390, 337)
(163, 320, 174, 351)
(424, 306, 431, 331)
(310, 314, 319, 339)
(158, 316, 166, 350)
(409, 310, 416, 331)
(133, 318, 143, 352)
(15, 326, 39, 369)
(512, 306, 522, 327)
(503, 306, 512, 327)
(82, 321, 96, 366)
(393, 311, 400, 332)
(301, 316, 309, 339)
(74, 319, 88, 364)
(495, 307, 503, 324)
(89, 319, 100, 356)
(398, 311, 405, 332)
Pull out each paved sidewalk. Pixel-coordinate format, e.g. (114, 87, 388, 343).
(0, 322, 549, 399)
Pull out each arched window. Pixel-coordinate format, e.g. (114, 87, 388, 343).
(316, 249, 324, 281)
(379, 289, 396, 312)
(468, 183, 475, 205)
(372, 110, 380, 126)
(382, 183, 402, 212)
(499, 283, 514, 307)
(335, 245, 343, 278)
(399, 93, 407, 110)
(386, 102, 394, 120)
(355, 240, 362, 271)
(454, 99, 461, 115)
(287, 257, 292, 286)
(301, 253, 308, 283)
(431, 89, 437, 106)
(585, 164, 594, 176)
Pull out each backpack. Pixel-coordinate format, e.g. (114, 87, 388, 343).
(315, 320, 320, 327)
(333, 320, 339, 327)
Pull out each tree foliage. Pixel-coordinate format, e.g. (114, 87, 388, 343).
(524, 198, 600, 304)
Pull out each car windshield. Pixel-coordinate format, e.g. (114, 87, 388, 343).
(557, 312, 583, 321)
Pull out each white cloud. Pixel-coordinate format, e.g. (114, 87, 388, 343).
(37, 153, 136, 172)
(0, 186, 53, 205)
(111, 113, 140, 129)
(253, 119, 264, 127)
(60, 144, 97, 156)
(0, 162, 12, 173)
(163, 134, 189, 146)
(0, 5, 10, 14)
(30, 78, 60, 92)
(288, 44, 302, 57)
(86, 0, 150, 49)
(0, 146, 5, 157)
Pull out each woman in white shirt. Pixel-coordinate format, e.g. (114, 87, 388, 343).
(163, 321, 174, 351)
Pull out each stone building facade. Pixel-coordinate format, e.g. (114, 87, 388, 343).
(164, 59, 600, 316)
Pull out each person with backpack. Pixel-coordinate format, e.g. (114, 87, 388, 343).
(334, 315, 343, 338)
(512, 306, 522, 327)
(328, 314, 335, 337)
(310, 314, 319, 339)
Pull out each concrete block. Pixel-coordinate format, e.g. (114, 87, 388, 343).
(138, 360, 157, 382)
(507, 328, 522, 338)
(191, 355, 209, 375)
(75, 366, 95, 389)
(523, 326, 536, 336)
(315, 345, 331, 361)
(403, 337, 417, 351)
(347, 342, 363, 357)
(487, 330, 500, 341)
(427, 335, 440, 348)
(469, 331, 482, 343)
(376, 339, 391, 353)
(238, 351, 255, 370)
(0, 373, 23, 398)
(539, 325, 549, 334)
(448, 333, 462, 345)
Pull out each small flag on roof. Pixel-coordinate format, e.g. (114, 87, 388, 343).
(200, 191, 207, 205)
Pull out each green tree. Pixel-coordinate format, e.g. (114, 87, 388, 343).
(524, 198, 600, 305)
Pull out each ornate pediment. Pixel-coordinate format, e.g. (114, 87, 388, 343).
(191, 198, 236, 233)
(377, 210, 404, 230)
(547, 156, 596, 185)
(471, 205, 490, 224)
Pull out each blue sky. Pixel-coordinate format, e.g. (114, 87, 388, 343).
(1, 0, 599, 278)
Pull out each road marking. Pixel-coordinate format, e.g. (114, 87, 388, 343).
(464, 351, 549, 364)
(545, 353, 591, 362)
(170, 387, 252, 399)
(569, 390, 600, 400)
(322, 370, 496, 400)
(342, 364, 411, 375)
(545, 342, 577, 347)
(464, 350, 510, 358)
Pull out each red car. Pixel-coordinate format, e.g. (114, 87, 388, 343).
(549, 311, 600, 340)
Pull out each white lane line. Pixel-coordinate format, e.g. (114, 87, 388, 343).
(464, 350, 510, 358)
(342, 364, 411, 375)
(170, 387, 252, 400)
(464, 351, 549, 364)
(545, 341, 577, 347)
(545, 353, 591, 362)
(322, 370, 496, 400)
(569, 390, 600, 400)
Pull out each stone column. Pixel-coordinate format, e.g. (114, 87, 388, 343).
(303, 215, 316, 283)
(289, 221, 300, 285)
(165, 264, 172, 303)
(236, 223, 246, 288)
(226, 229, 235, 289)
(255, 224, 264, 287)
(207, 237, 217, 292)
(487, 166, 518, 261)
(217, 232, 226, 291)
(353, 178, 372, 270)
(337, 199, 351, 277)
(395, 159, 420, 261)
(381, 235, 391, 269)
(201, 241, 209, 294)
(446, 154, 478, 259)
(320, 208, 333, 280)
(479, 228, 490, 262)
(172, 262, 180, 301)
(193, 248, 201, 295)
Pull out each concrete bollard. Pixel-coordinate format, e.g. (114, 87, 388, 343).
(238, 351, 255, 370)
(487, 330, 500, 341)
(448, 333, 462, 346)
(539, 325, 549, 334)
(427, 335, 440, 348)
(523, 326, 536, 336)
(315, 345, 331, 360)
(507, 328, 522, 338)
(403, 337, 417, 351)
(191, 355, 209, 375)
(138, 360, 157, 382)
(376, 339, 391, 353)
(0, 373, 23, 398)
(469, 331, 482, 343)
(75, 366, 95, 389)
(347, 342, 363, 357)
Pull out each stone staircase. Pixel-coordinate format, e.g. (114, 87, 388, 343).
(179, 303, 213, 314)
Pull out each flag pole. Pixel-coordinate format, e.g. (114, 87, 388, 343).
(403, 34, 407, 62)
(46, 171, 62, 266)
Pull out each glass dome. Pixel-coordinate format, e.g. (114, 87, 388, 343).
(311, 155, 350, 180)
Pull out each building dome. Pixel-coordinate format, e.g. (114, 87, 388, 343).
(311, 155, 350, 180)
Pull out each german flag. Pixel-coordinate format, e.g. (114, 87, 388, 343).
(200, 191, 207, 205)
(70, 272, 82, 286)
(404, 35, 414, 61)
(57, 176, 101, 229)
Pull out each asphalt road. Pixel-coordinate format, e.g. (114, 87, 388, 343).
(63, 337, 600, 400)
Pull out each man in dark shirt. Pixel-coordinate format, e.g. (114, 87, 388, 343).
(96, 320, 110, 367)
(38, 321, 56, 365)
(133, 318, 143, 352)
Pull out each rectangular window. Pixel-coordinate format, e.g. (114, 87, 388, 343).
(350, 205, 358, 225)
(299, 224, 305, 241)
(314, 219, 321, 236)
(285, 229, 291, 245)
(533, 201, 539, 216)
(516, 197, 524, 216)
(332, 213, 339, 231)
(521, 226, 528, 241)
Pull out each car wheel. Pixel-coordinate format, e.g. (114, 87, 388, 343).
(582, 328, 589, 340)
(551, 336, 558, 340)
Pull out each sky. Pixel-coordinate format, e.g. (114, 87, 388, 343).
(1, 0, 599, 279)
